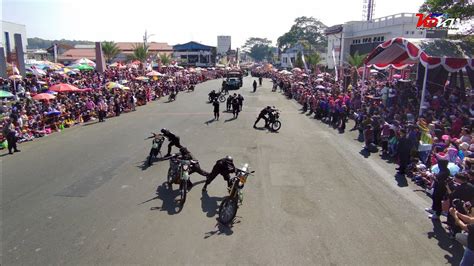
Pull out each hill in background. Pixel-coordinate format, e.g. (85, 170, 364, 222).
(27, 37, 94, 49)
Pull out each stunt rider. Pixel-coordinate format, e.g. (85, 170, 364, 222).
(161, 128, 183, 157)
(179, 147, 209, 177)
(202, 156, 236, 192)
(253, 106, 272, 128)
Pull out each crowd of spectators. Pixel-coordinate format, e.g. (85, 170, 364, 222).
(0, 65, 224, 152)
(254, 66, 474, 263)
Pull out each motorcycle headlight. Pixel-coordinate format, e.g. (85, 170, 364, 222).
(182, 164, 189, 171)
(239, 175, 247, 184)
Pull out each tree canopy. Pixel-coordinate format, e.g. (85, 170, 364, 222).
(130, 43, 150, 62)
(419, 0, 473, 20)
(277, 16, 327, 53)
(242, 37, 273, 62)
(102, 41, 121, 63)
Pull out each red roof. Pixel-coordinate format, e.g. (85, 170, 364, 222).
(58, 48, 96, 61)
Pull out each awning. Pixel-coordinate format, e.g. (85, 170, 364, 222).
(365, 37, 473, 72)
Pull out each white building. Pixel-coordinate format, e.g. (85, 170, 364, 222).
(280, 43, 327, 69)
(1, 20, 28, 58)
(217, 36, 231, 56)
(325, 13, 447, 69)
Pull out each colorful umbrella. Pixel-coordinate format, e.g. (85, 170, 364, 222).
(47, 109, 61, 116)
(74, 64, 94, 71)
(9, 75, 22, 80)
(49, 83, 81, 93)
(146, 70, 164, 76)
(106, 82, 122, 89)
(0, 90, 14, 98)
(292, 67, 302, 72)
(74, 58, 96, 67)
(135, 76, 149, 81)
(33, 93, 56, 101)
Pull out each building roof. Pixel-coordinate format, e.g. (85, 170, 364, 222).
(57, 48, 96, 61)
(173, 41, 215, 51)
(116, 42, 172, 51)
(325, 24, 343, 35)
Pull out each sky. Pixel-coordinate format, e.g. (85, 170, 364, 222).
(3, 0, 425, 48)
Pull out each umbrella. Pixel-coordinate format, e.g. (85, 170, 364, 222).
(279, 70, 292, 75)
(46, 109, 61, 116)
(33, 93, 56, 101)
(74, 64, 94, 71)
(74, 58, 96, 67)
(49, 83, 81, 93)
(292, 67, 302, 72)
(431, 162, 460, 176)
(37, 81, 47, 85)
(9, 75, 22, 80)
(370, 69, 378, 73)
(315, 78, 324, 82)
(32, 68, 46, 76)
(146, 70, 164, 76)
(106, 82, 123, 89)
(45, 90, 58, 95)
(315, 85, 325, 89)
(393, 74, 402, 79)
(135, 76, 149, 81)
(122, 86, 130, 90)
(0, 90, 14, 98)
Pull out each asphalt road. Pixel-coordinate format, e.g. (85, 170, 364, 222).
(1, 77, 463, 265)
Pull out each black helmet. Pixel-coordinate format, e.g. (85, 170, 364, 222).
(225, 155, 233, 162)
(161, 128, 169, 134)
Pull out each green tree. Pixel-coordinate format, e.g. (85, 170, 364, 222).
(102, 41, 121, 63)
(242, 37, 273, 62)
(277, 16, 327, 53)
(158, 53, 172, 65)
(307, 52, 322, 71)
(347, 51, 366, 68)
(295, 52, 305, 69)
(130, 43, 149, 62)
(419, 0, 473, 20)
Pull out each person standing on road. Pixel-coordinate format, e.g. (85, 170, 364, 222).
(226, 94, 233, 112)
(97, 98, 108, 122)
(237, 94, 244, 111)
(232, 95, 240, 118)
(253, 80, 257, 93)
(3, 119, 20, 154)
(425, 158, 449, 220)
(213, 99, 220, 121)
(161, 128, 182, 157)
(258, 76, 263, 86)
(396, 129, 412, 175)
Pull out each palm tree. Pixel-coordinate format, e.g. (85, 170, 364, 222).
(158, 53, 171, 65)
(347, 51, 367, 84)
(102, 41, 121, 63)
(130, 43, 149, 62)
(307, 52, 321, 72)
(347, 51, 367, 68)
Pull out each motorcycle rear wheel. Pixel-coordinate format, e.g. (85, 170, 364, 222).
(218, 197, 238, 224)
(271, 120, 281, 131)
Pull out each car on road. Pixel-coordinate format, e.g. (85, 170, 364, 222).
(224, 71, 243, 90)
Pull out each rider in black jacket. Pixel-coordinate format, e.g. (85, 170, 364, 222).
(179, 147, 209, 177)
(202, 156, 236, 192)
(161, 128, 183, 157)
(253, 106, 272, 128)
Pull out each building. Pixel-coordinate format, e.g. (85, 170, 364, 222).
(1, 20, 28, 61)
(173, 41, 215, 67)
(217, 36, 231, 56)
(280, 44, 327, 69)
(325, 13, 448, 69)
(56, 42, 173, 64)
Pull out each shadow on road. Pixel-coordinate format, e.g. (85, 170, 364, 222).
(204, 220, 239, 239)
(427, 220, 463, 265)
(224, 117, 237, 123)
(136, 157, 166, 171)
(201, 191, 224, 218)
(394, 173, 408, 187)
(204, 119, 217, 125)
(144, 183, 182, 215)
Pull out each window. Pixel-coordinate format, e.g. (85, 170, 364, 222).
(381, 36, 384, 41)
(419, 31, 423, 35)
(411, 31, 415, 34)
(406, 31, 409, 34)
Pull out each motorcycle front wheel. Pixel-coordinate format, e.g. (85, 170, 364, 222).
(218, 95, 226, 102)
(271, 120, 281, 131)
(218, 197, 238, 224)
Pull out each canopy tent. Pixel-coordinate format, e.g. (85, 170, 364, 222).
(364, 37, 473, 116)
(365, 38, 473, 72)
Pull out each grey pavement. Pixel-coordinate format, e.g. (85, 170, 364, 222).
(1, 77, 463, 265)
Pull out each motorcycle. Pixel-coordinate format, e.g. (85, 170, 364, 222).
(208, 91, 226, 103)
(218, 163, 255, 225)
(165, 154, 192, 206)
(267, 109, 281, 132)
(146, 133, 165, 166)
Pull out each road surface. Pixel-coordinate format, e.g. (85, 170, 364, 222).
(1, 77, 462, 265)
